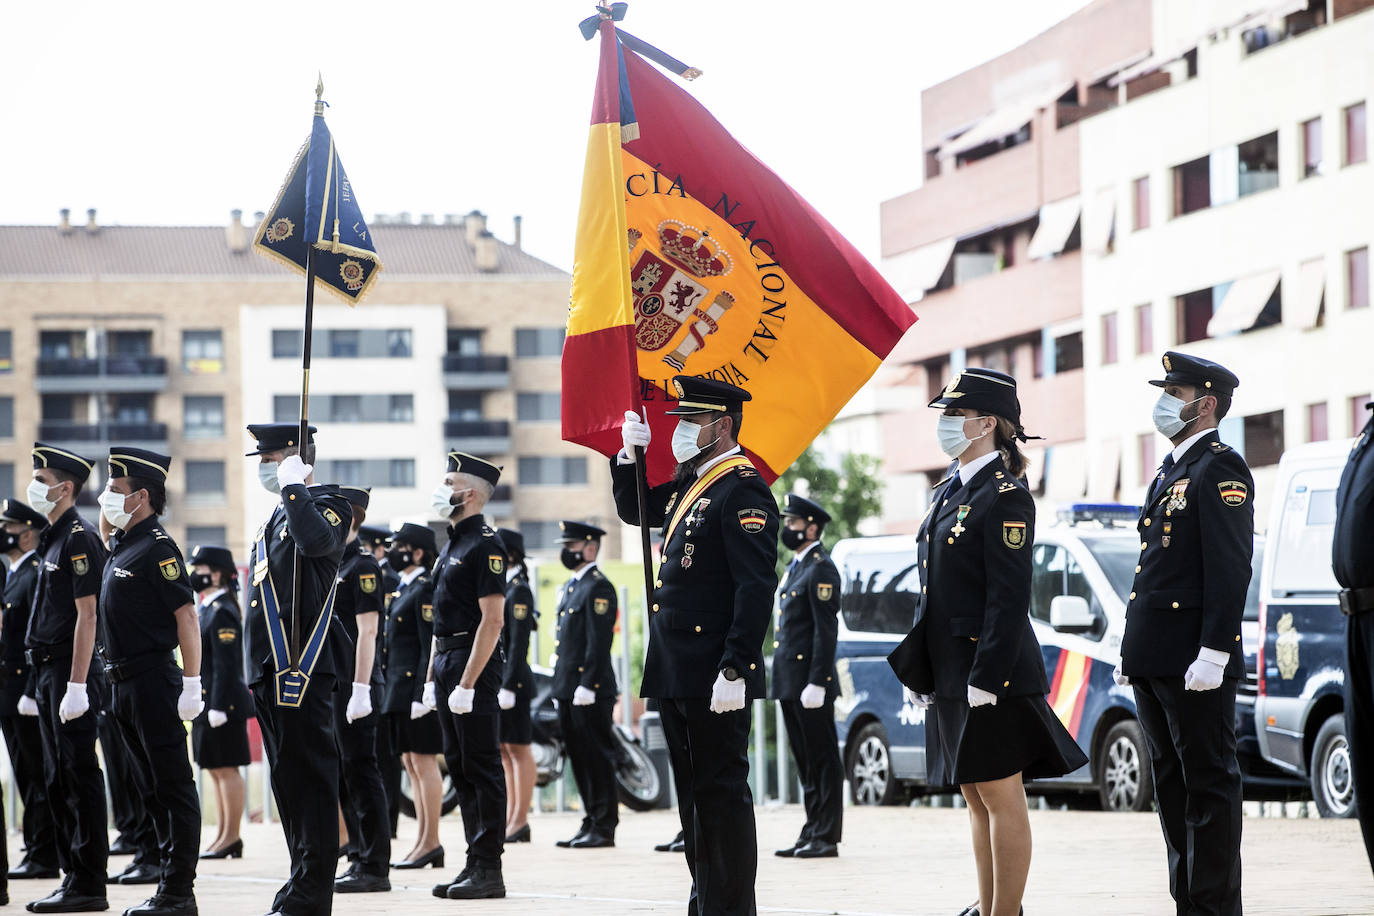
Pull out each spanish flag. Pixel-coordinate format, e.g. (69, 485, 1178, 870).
(564, 14, 916, 485)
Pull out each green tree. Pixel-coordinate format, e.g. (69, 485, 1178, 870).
(770, 446, 884, 546)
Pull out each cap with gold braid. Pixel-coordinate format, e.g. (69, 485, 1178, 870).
(107, 447, 172, 481)
(445, 451, 502, 487)
(244, 423, 318, 457)
(31, 441, 95, 483)
(338, 485, 371, 509)
(665, 375, 752, 416)
(1, 498, 48, 530)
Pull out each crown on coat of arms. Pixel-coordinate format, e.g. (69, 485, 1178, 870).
(657, 219, 732, 278)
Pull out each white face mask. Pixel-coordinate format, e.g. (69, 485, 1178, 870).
(431, 484, 460, 520)
(26, 479, 59, 516)
(936, 414, 991, 460)
(1152, 393, 1205, 439)
(100, 489, 134, 530)
(258, 461, 281, 495)
(671, 417, 723, 463)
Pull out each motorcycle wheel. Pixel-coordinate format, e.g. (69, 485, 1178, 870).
(613, 725, 665, 811)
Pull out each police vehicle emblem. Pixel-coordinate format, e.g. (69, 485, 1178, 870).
(1001, 521, 1026, 549)
(159, 557, 180, 581)
(71, 554, 89, 576)
(1276, 612, 1300, 680)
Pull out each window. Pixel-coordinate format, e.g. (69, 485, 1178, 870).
(182, 330, 223, 374)
(107, 331, 152, 357)
(515, 328, 565, 358)
(388, 395, 414, 423)
(1173, 156, 1210, 216)
(448, 329, 483, 356)
(273, 395, 297, 423)
(386, 329, 412, 358)
(330, 460, 365, 486)
(1237, 132, 1280, 198)
(1134, 303, 1153, 355)
(1303, 117, 1324, 178)
(40, 331, 85, 360)
(329, 330, 360, 358)
(1053, 331, 1083, 373)
(518, 521, 563, 551)
(185, 461, 226, 501)
(272, 330, 301, 359)
(1347, 247, 1369, 309)
(448, 391, 483, 421)
(185, 526, 228, 549)
(1132, 176, 1150, 230)
(1176, 288, 1214, 344)
(184, 396, 224, 439)
(0, 397, 11, 439)
(1243, 410, 1286, 468)
(0, 330, 11, 373)
(330, 395, 361, 423)
(389, 459, 415, 488)
(111, 394, 153, 422)
(1138, 433, 1157, 487)
(839, 550, 920, 635)
(1269, 468, 1340, 597)
(1353, 395, 1372, 435)
(1029, 544, 1105, 636)
(1100, 313, 1118, 365)
(0, 463, 12, 500)
(517, 456, 588, 486)
(1307, 402, 1329, 442)
(516, 392, 561, 422)
(1346, 102, 1367, 166)
(1031, 338, 1044, 379)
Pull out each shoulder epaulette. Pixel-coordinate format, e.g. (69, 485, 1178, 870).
(71, 522, 84, 533)
(735, 466, 759, 479)
(1210, 440, 1231, 453)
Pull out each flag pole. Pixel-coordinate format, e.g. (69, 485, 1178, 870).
(633, 442, 655, 612)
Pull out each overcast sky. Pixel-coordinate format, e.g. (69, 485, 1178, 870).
(2, 0, 1092, 272)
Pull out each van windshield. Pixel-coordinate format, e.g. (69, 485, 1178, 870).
(1080, 537, 1139, 604)
(840, 550, 921, 635)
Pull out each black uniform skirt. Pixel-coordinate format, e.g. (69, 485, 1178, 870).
(499, 697, 532, 745)
(926, 694, 1088, 788)
(388, 710, 443, 756)
(191, 717, 251, 770)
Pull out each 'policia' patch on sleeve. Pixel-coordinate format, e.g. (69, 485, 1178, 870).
(1217, 481, 1248, 506)
(737, 509, 767, 533)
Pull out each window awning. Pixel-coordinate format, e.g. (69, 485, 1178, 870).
(881, 237, 956, 302)
(1092, 437, 1122, 501)
(1024, 446, 1047, 490)
(1043, 441, 1087, 501)
(1229, 0, 1312, 35)
(938, 82, 1074, 160)
(1027, 196, 1082, 260)
(1207, 269, 1281, 337)
(1290, 258, 1326, 330)
(1083, 188, 1117, 255)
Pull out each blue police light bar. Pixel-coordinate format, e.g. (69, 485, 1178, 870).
(1057, 503, 1141, 526)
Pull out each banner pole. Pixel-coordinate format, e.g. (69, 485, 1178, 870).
(289, 246, 317, 670)
(633, 443, 655, 625)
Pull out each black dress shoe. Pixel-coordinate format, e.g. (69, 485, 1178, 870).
(392, 846, 444, 869)
(653, 831, 683, 852)
(122, 893, 197, 915)
(793, 840, 838, 859)
(115, 864, 160, 886)
(445, 867, 505, 899)
(569, 832, 614, 849)
(334, 872, 391, 893)
(198, 839, 243, 860)
(10, 862, 60, 880)
(27, 887, 109, 912)
(555, 827, 589, 849)
(504, 825, 530, 843)
(431, 866, 472, 899)
(108, 836, 138, 857)
(669, 837, 686, 853)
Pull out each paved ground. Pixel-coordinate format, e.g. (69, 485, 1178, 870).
(19, 805, 1371, 915)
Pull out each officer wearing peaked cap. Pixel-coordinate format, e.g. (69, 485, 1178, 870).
(1119, 351, 1252, 916)
(613, 375, 779, 916)
(357, 522, 402, 837)
(494, 528, 537, 845)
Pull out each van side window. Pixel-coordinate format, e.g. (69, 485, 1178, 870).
(1271, 471, 1341, 597)
(1031, 544, 1064, 623)
(841, 551, 921, 635)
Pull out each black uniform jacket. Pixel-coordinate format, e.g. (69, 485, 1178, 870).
(245, 483, 352, 686)
(27, 507, 107, 651)
(98, 516, 195, 662)
(904, 456, 1047, 700)
(1120, 435, 1254, 679)
(611, 454, 779, 700)
(0, 552, 41, 712)
(551, 566, 618, 700)
(334, 539, 385, 690)
(770, 544, 841, 701)
(501, 574, 536, 698)
(1334, 406, 1374, 589)
(431, 515, 507, 640)
(199, 591, 252, 720)
(380, 569, 435, 715)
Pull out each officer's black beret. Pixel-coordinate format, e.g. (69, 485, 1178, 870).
(358, 525, 391, 548)
(445, 451, 502, 487)
(392, 522, 438, 557)
(338, 485, 371, 509)
(189, 545, 236, 571)
(31, 442, 95, 482)
(0, 498, 49, 530)
(496, 527, 525, 559)
(244, 423, 318, 456)
(666, 375, 752, 416)
(108, 447, 171, 481)
(782, 494, 831, 527)
(557, 520, 606, 543)
(1148, 351, 1239, 396)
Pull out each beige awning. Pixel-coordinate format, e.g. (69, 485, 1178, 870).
(1027, 196, 1082, 260)
(1229, 0, 1312, 35)
(1044, 441, 1087, 501)
(881, 237, 956, 301)
(938, 82, 1074, 160)
(1083, 188, 1117, 255)
(1207, 269, 1281, 337)
(1290, 258, 1326, 330)
(1024, 446, 1047, 490)
(1091, 437, 1122, 500)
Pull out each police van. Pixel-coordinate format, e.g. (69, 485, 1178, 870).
(832, 505, 1269, 811)
(1254, 437, 1358, 817)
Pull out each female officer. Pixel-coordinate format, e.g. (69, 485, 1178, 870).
(903, 369, 1086, 916)
(495, 529, 537, 843)
(189, 545, 252, 860)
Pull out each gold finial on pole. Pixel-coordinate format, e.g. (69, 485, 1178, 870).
(314, 73, 325, 116)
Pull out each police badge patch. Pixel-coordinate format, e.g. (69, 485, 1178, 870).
(513, 603, 529, 621)
(488, 555, 505, 574)
(1001, 521, 1027, 549)
(360, 573, 377, 594)
(422, 604, 434, 622)
(594, 598, 610, 615)
(159, 557, 180, 581)
(322, 508, 342, 527)
(817, 583, 834, 601)
(1276, 612, 1300, 679)
(1217, 480, 1248, 506)
(737, 509, 767, 533)
(216, 628, 237, 644)
(71, 554, 89, 576)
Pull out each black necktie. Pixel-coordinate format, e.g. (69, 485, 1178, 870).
(943, 474, 963, 505)
(1151, 454, 1176, 504)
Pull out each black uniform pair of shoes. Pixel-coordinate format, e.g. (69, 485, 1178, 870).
(555, 826, 614, 849)
(653, 831, 685, 853)
(25, 880, 106, 913)
(9, 861, 60, 880)
(431, 865, 505, 900)
(121, 893, 198, 915)
(334, 863, 391, 894)
(112, 862, 160, 886)
(775, 839, 838, 859)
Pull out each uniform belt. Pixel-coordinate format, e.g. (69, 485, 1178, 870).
(25, 644, 72, 667)
(1339, 587, 1374, 616)
(435, 632, 473, 651)
(102, 651, 175, 683)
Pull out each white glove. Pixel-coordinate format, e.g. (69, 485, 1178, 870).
(572, 685, 597, 706)
(276, 454, 312, 489)
(410, 701, 432, 720)
(903, 687, 933, 710)
(967, 685, 998, 708)
(799, 683, 826, 709)
(422, 681, 437, 711)
(178, 676, 205, 721)
(1112, 664, 1131, 687)
(448, 684, 475, 715)
(1184, 652, 1226, 692)
(16, 695, 38, 717)
(709, 671, 747, 714)
(59, 682, 90, 723)
(345, 682, 372, 723)
(207, 709, 228, 728)
(498, 688, 517, 710)
(620, 409, 651, 461)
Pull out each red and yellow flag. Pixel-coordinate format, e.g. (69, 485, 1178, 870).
(564, 17, 916, 485)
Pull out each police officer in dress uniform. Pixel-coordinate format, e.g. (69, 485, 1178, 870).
(23, 443, 111, 913)
(423, 452, 509, 901)
(613, 377, 779, 916)
(771, 494, 843, 860)
(550, 521, 620, 849)
(494, 528, 536, 845)
(242, 423, 353, 916)
(381, 523, 444, 871)
(357, 525, 402, 839)
(1333, 396, 1374, 874)
(96, 448, 205, 916)
(0, 499, 60, 882)
(331, 486, 391, 894)
(1118, 353, 1253, 916)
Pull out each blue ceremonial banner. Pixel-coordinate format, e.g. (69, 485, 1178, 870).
(253, 100, 382, 304)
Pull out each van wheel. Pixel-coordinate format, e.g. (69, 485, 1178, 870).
(1097, 720, 1154, 812)
(847, 722, 898, 806)
(1311, 714, 1357, 819)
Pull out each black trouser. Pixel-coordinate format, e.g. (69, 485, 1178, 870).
(99, 702, 159, 866)
(34, 660, 108, 894)
(659, 697, 757, 916)
(779, 698, 843, 846)
(1346, 610, 1374, 876)
(254, 673, 339, 916)
(433, 648, 505, 870)
(334, 691, 390, 876)
(375, 715, 402, 838)
(1132, 677, 1242, 916)
(109, 663, 201, 897)
(557, 697, 620, 837)
(0, 710, 59, 869)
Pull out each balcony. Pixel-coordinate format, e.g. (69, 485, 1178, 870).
(35, 356, 169, 393)
(487, 483, 513, 519)
(443, 419, 511, 454)
(442, 354, 510, 391)
(37, 420, 170, 453)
